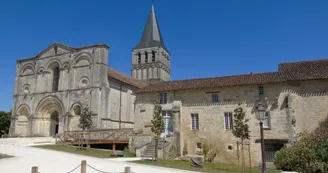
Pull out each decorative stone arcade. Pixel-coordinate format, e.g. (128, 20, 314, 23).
(34, 96, 67, 137)
(11, 96, 72, 137)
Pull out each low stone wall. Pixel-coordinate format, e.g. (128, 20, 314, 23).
(128, 134, 152, 152)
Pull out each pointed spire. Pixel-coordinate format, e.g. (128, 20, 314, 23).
(133, 5, 168, 53)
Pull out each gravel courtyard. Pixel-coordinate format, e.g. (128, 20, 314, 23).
(0, 138, 199, 173)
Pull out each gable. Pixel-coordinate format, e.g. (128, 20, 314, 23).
(37, 43, 75, 58)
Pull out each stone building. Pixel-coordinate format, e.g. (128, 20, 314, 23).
(9, 4, 328, 167)
(10, 43, 145, 137)
(132, 60, 328, 166)
(127, 5, 328, 167)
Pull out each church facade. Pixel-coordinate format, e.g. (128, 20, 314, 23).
(9, 5, 328, 166)
(10, 43, 145, 137)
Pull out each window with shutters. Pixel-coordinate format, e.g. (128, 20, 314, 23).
(224, 112, 233, 130)
(52, 67, 60, 92)
(191, 113, 199, 130)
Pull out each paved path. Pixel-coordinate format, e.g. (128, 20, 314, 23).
(0, 138, 199, 173)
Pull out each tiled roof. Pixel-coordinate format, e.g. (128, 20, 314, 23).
(137, 59, 328, 93)
(108, 67, 147, 89)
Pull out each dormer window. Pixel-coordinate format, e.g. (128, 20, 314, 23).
(152, 51, 156, 62)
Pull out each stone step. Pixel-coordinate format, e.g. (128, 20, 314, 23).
(141, 153, 155, 157)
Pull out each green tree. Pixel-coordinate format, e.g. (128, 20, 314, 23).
(232, 107, 250, 173)
(78, 106, 94, 131)
(275, 116, 328, 173)
(151, 103, 164, 161)
(0, 110, 11, 137)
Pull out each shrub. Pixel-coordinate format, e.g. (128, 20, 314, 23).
(202, 142, 219, 162)
(182, 141, 188, 156)
(123, 147, 136, 157)
(274, 116, 328, 173)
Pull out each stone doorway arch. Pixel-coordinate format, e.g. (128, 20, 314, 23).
(50, 111, 59, 137)
(15, 105, 31, 137)
(35, 96, 65, 137)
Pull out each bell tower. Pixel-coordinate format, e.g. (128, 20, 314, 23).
(132, 5, 170, 84)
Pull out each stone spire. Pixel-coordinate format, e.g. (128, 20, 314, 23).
(133, 5, 168, 53)
(131, 5, 171, 84)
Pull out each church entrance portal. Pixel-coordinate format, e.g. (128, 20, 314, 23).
(35, 96, 65, 137)
(50, 111, 59, 136)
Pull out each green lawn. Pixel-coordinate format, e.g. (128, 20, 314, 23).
(133, 160, 279, 173)
(0, 154, 12, 159)
(34, 145, 113, 158)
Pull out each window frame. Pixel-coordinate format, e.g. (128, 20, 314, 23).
(191, 113, 199, 130)
(159, 92, 167, 104)
(145, 51, 148, 63)
(52, 67, 60, 92)
(259, 86, 264, 95)
(212, 93, 219, 103)
(263, 111, 271, 130)
(224, 112, 233, 130)
(137, 52, 141, 64)
(152, 51, 156, 62)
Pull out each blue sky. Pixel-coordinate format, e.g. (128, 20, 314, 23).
(1, 0, 328, 111)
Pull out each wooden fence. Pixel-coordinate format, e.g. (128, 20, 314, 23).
(56, 128, 134, 146)
(31, 160, 133, 173)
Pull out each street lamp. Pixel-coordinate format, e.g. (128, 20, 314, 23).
(255, 102, 266, 173)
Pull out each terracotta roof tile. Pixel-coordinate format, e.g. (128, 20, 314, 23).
(137, 59, 328, 93)
(108, 67, 147, 89)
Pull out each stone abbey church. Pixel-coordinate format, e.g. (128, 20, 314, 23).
(9, 5, 328, 165)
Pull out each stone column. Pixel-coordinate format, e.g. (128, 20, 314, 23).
(172, 101, 181, 156)
(9, 115, 18, 137)
(58, 116, 64, 134)
(28, 115, 34, 136)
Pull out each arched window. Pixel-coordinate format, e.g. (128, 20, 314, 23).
(137, 53, 141, 64)
(152, 51, 156, 62)
(52, 67, 60, 92)
(145, 51, 148, 63)
(73, 105, 82, 115)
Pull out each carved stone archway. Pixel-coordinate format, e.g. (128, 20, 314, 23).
(35, 96, 65, 137)
(15, 105, 31, 137)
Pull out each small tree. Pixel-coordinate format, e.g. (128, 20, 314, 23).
(0, 110, 11, 137)
(232, 107, 250, 173)
(78, 106, 94, 131)
(151, 103, 164, 161)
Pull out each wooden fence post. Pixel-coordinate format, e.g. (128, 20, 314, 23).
(124, 166, 131, 173)
(31, 166, 38, 173)
(81, 160, 86, 173)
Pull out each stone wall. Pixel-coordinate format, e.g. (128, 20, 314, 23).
(135, 79, 328, 165)
(101, 78, 136, 129)
(9, 44, 116, 137)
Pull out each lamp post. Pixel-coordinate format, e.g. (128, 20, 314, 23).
(255, 102, 266, 173)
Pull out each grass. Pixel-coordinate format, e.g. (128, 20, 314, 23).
(0, 154, 12, 159)
(133, 160, 280, 173)
(34, 145, 113, 158)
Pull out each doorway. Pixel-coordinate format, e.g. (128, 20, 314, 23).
(50, 111, 59, 136)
